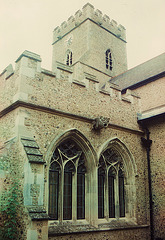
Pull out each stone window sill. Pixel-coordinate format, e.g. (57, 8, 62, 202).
(48, 219, 149, 236)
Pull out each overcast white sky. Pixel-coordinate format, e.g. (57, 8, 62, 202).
(0, 0, 165, 72)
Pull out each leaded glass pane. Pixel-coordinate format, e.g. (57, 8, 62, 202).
(119, 169, 125, 217)
(63, 171, 72, 220)
(108, 168, 115, 218)
(49, 162, 60, 219)
(77, 165, 85, 219)
(98, 167, 105, 218)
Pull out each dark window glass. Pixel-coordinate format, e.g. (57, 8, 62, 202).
(70, 52, 72, 65)
(63, 171, 72, 220)
(77, 165, 85, 219)
(98, 167, 105, 218)
(119, 169, 125, 217)
(108, 168, 115, 218)
(63, 162, 74, 220)
(49, 162, 60, 219)
(66, 54, 69, 65)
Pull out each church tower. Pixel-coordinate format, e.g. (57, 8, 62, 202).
(52, 3, 127, 79)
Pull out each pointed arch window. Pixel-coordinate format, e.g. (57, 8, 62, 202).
(98, 148, 125, 219)
(105, 49, 113, 70)
(49, 139, 86, 220)
(66, 51, 72, 66)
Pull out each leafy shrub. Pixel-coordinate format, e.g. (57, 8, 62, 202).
(0, 180, 20, 240)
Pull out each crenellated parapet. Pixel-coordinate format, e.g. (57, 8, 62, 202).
(0, 50, 141, 141)
(0, 50, 138, 115)
(53, 3, 126, 44)
(100, 79, 140, 106)
(0, 64, 14, 80)
(55, 60, 139, 108)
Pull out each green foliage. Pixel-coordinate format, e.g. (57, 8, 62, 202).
(0, 179, 21, 239)
(0, 144, 24, 239)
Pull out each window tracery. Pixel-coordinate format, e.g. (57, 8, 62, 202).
(98, 148, 125, 219)
(49, 139, 86, 220)
(48, 135, 136, 228)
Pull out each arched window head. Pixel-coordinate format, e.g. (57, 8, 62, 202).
(105, 49, 113, 70)
(49, 139, 86, 221)
(98, 148, 125, 219)
(66, 50, 72, 66)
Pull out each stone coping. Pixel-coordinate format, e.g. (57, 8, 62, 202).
(15, 50, 42, 63)
(21, 137, 45, 164)
(27, 206, 49, 221)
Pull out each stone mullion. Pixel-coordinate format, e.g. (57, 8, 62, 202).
(85, 171, 89, 222)
(90, 168, 98, 226)
(59, 165, 64, 222)
(115, 171, 119, 219)
(72, 167, 77, 222)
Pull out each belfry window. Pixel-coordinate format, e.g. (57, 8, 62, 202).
(105, 49, 113, 70)
(66, 51, 72, 66)
(98, 148, 125, 219)
(49, 139, 86, 220)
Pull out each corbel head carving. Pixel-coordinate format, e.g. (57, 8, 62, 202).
(93, 116, 110, 130)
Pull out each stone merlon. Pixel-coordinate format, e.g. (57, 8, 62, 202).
(15, 50, 42, 63)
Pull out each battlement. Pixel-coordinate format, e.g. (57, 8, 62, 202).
(0, 64, 14, 80)
(0, 50, 140, 135)
(53, 3, 126, 44)
(0, 50, 135, 110)
(100, 79, 140, 105)
(55, 61, 139, 107)
(15, 50, 42, 63)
